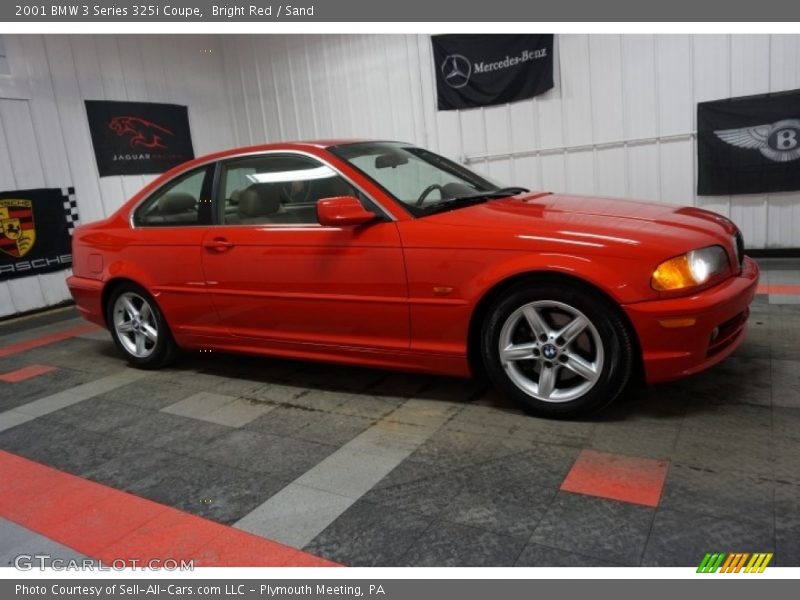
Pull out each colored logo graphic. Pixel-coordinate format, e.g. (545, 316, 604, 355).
(0, 199, 36, 258)
(697, 552, 773, 573)
(108, 116, 174, 150)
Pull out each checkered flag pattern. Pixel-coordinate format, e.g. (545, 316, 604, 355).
(61, 187, 80, 235)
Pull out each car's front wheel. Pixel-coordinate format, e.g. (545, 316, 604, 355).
(481, 280, 633, 418)
(107, 283, 177, 369)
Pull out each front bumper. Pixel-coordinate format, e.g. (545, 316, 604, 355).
(623, 256, 759, 383)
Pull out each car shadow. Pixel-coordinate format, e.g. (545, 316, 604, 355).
(90, 324, 773, 425)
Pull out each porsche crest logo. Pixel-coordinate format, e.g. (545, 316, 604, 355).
(0, 199, 36, 258)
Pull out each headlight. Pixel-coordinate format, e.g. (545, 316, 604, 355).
(651, 246, 729, 291)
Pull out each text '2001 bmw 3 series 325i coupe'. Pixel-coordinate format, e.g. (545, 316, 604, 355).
(67, 141, 759, 417)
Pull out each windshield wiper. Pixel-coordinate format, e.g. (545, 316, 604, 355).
(449, 186, 530, 202)
(485, 186, 530, 196)
(421, 187, 530, 215)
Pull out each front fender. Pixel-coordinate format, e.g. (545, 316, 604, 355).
(464, 251, 652, 308)
(404, 246, 651, 358)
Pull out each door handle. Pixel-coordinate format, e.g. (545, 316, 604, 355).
(203, 237, 234, 252)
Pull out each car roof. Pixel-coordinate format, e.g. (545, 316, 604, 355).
(199, 139, 402, 160)
(138, 139, 411, 204)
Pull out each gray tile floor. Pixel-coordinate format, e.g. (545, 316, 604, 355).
(0, 518, 91, 568)
(0, 259, 799, 567)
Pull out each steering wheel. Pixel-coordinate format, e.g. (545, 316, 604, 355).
(416, 184, 445, 207)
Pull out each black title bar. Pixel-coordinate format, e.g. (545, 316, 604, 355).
(3, 0, 800, 22)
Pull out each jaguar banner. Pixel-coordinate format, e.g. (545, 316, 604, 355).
(85, 100, 195, 177)
(432, 34, 554, 110)
(697, 89, 800, 195)
(0, 187, 79, 281)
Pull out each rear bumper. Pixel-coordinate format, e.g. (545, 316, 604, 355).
(623, 256, 759, 383)
(66, 275, 106, 328)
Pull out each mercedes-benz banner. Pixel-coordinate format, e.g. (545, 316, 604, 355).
(432, 34, 554, 110)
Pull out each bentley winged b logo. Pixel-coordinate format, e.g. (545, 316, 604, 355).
(108, 116, 174, 150)
(715, 119, 800, 162)
(441, 54, 472, 89)
(0, 199, 36, 258)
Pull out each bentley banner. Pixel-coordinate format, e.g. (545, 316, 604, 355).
(86, 100, 195, 177)
(0, 187, 79, 281)
(698, 89, 800, 195)
(432, 34, 554, 110)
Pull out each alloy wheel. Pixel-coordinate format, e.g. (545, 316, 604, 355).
(112, 291, 158, 359)
(498, 300, 604, 403)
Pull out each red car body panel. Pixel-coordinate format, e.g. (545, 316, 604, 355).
(66, 141, 759, 383)
(200, 223, 409, 348)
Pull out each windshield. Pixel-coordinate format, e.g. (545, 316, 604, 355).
(329, 141, 509, 216)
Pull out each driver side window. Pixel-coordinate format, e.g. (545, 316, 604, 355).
(218, 155, 361, 225)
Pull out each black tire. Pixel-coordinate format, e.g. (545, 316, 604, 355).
(106, 282, 177, 369)
(480, 279, 633, 418)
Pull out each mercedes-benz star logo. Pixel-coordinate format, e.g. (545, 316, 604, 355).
(715, 119, 800, 162)
(441, 54, 472, 89)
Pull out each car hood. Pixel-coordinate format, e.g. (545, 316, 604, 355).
(410, 192, 738, 259)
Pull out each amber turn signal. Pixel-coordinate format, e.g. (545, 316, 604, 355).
(657, 317, 698, 328)
(651, 246, 728, 291)
(652, 255, 695, 291)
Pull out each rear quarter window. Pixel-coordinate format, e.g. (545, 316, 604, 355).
(133, 165, 212, 227)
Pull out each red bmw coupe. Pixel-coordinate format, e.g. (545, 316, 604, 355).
(67, 141, 759, 417)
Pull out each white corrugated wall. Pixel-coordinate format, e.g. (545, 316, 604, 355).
(2, 34, 800, 318)
(0, 34, 234, 317)
(221, 34, 800, 251)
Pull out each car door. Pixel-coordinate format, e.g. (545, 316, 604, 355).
(128, 163, 220, 342)
(200, 152, 410, 352)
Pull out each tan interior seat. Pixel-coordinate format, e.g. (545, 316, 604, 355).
(237, 183, 282, 224)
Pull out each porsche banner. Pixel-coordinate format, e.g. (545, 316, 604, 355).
(0, 187, 79, 281)
(698, 89, 800, 195)
(432, 34, 554, 110)
(85, 100, 195, 177)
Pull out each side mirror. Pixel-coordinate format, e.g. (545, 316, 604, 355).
(317, 196, 377, 227)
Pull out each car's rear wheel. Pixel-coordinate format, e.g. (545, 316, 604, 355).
(107, 283, 176, 369)
(481, 280, 633, 417)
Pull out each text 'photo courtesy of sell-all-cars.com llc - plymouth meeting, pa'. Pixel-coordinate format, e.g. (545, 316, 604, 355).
(66, 140, 758, 418)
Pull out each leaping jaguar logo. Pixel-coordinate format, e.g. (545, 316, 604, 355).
(108, 116, 174, 150)
(715, 119, 800, 162)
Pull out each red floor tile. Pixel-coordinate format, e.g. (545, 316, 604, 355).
(46, 494, 169, 555)
(0, 364, 57, 382)
(0, 453, 63, 505)
(193, 529, 337, 567)
(0, 451, 340, 567)
(757, 283, 800, 295)
(560, 449, 669, 507)
(1, 472, 116, 529)
(0, 324, 99, 358)
(96, 511, 230, 567)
